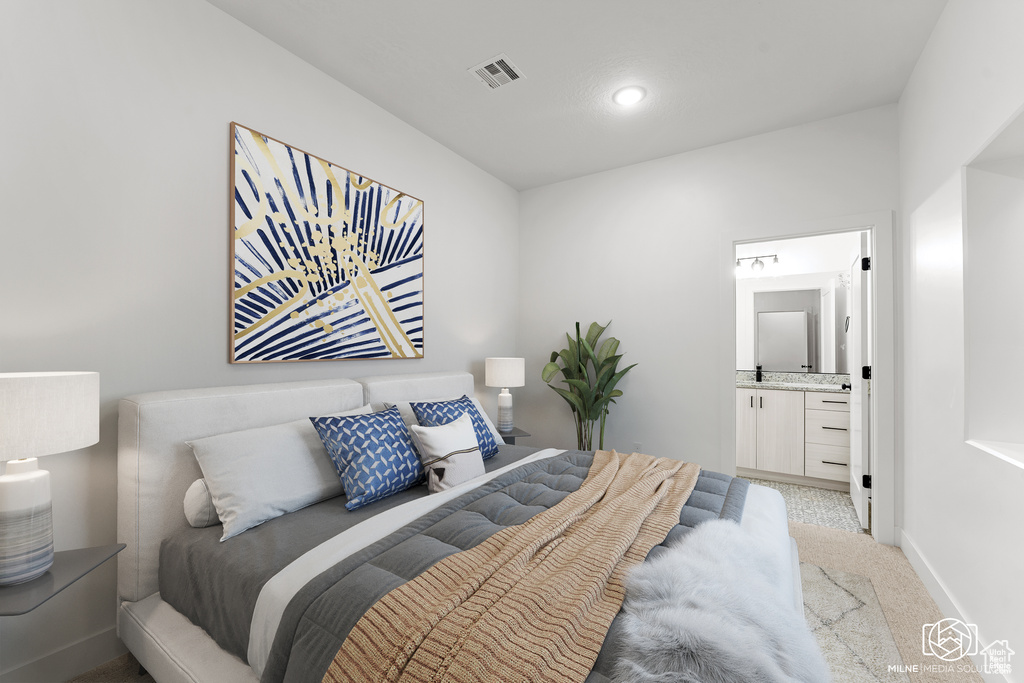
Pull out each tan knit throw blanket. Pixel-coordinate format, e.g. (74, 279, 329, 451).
(323, 450, 700, 683)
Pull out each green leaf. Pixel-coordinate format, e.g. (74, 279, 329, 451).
(549, 350, 559, 363)
(564, 334, 580, 372)
(541, 361, 562, 383)
(602, 363, 637, 395)
(557, 349, 576, 379)
(585, 321, 608, 349)
(596, 337, 620, 366)
(595, 356, 623, 390)
(591, 389, 624, 414)
(565, 378, 596, 410)
(579, 336, 599, 368)
(552, 387, 586, 415)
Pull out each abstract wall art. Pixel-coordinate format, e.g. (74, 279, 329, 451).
(230, 123, 424, 362)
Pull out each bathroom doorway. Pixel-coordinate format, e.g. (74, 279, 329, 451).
(734, 230, 872, 534)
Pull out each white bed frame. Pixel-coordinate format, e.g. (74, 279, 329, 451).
(116, 371, 800, 683)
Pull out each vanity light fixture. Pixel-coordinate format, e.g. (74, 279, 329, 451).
(735, 254, 779, 276)
(613, 86, 646, 106)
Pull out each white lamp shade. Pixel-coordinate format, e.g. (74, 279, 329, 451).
(485, 358, 525, 388)
(0, 372, 100, 462)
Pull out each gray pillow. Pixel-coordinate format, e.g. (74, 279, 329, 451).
(183, 478, 218, 528)
(186, 405, 370, 541)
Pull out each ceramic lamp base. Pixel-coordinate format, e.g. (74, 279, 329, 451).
(0, 458, 54, 586)
(497, 388, 514, 432)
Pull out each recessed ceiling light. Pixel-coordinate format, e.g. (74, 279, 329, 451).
(613, 86, 646, 106)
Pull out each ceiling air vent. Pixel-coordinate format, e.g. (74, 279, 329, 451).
(468, 54, 525, 90)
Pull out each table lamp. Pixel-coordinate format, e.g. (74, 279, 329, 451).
(485, 358, 525, 432)
(0, 372, 99, 585)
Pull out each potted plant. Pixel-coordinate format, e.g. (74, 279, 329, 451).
(541, 321, 636, 450)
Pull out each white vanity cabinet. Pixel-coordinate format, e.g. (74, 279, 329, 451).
(804, 391, 851, 481)
(736, 388, 805, 475)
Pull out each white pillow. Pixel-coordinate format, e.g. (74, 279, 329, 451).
(186, 405, 371, 541)
(408, 414, 486, 493)
(373, 398, 505, 446)
(183, 479, 218, 528)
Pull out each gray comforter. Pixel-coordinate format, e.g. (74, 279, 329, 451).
(160, 447, 748, 683)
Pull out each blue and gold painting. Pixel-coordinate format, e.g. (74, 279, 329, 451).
(230, 123, 424, 362)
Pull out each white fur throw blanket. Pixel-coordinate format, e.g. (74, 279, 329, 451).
(613, 519, 830, 683)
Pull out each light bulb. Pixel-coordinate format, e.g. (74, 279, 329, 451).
(752, 258, 764, 273)
(613, 86, 646, 106)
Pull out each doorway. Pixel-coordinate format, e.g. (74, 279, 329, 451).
(734, 230, 872, 534)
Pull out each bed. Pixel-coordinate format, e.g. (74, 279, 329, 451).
(117, 371, 805, 683)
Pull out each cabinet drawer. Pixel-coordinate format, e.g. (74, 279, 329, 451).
(805, 392, 851, 412)
(805, 443, 850, 482)
(805, 409, 850, 447)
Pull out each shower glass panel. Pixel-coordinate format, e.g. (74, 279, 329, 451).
(757, 311, 809, 372)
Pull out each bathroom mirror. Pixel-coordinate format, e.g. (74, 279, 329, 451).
(757, 311, 810, 371)
(737, 280, 849, 373)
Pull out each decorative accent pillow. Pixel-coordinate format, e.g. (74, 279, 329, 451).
(183, 479, 218, 528)
(186, 405, 370, 541)
(372, 398, 505, 448)
(410, 395, 500, 458)
(408, 414, 486, 493)
(310, 406, 424, 510)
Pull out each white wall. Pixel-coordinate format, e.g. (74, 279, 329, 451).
(517, 106, 898, 469)
(0, 2, 519, 680)
(964, 165, 1024, 445)
(898, 0, 1024, 669)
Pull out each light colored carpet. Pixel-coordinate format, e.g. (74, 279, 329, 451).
(791, 521, 983, 683)
(744, 476, 866, 533)
(66, 653, 153, 683)
(803, 562, 909, 682)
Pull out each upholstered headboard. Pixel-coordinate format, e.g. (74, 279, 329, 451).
(357, 371, 475, 404)
(117, 378, 364, 603)
(116, 371, 484, 604)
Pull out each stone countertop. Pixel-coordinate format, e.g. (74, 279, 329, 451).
(736, 381, 849, 393)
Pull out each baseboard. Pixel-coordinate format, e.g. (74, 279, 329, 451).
(899, 528, 1009, 682)
(0, 626, 126, 683)
(737, 467, 850, 492)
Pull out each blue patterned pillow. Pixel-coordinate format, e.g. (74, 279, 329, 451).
(310, 406, 424, 510)
(410, 395, 499, 459)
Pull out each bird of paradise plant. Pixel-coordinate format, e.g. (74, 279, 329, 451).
(541, 321, 636, 450)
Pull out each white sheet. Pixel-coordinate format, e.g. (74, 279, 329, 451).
(740, 484, 797, 612)
(247, 447, 565, 677)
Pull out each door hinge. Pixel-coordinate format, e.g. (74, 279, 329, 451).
(862, 366, 871, 380)
(862, 474, 872, 489)
(862, 257, 871, 271)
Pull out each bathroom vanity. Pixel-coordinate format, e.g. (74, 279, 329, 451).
(736, 372, 852, 489)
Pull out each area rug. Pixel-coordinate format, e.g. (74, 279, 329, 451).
(803, 562, 910, 682)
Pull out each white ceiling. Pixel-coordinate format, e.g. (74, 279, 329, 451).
(206, 0, 946, 190)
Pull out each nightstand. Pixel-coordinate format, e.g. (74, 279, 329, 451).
(0, 543, 125, 616)
(498, 427, 531, 445)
